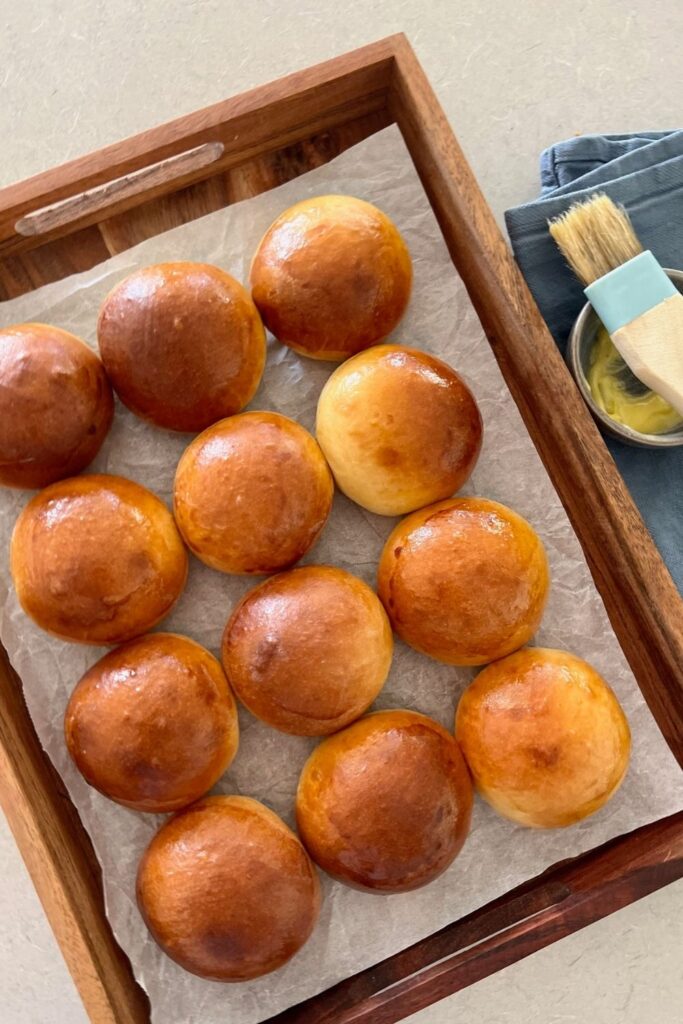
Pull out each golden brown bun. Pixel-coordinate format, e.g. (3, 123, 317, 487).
(455, 648, 631, 828)
(65, 633, 239, 812)
(377, 497, 549, 665)
(174, 412, 333, 575)
(296, 710, 472, 893)
(222, 566, 392, 735)
(137, 795, 321, 980)
(97, 262, 265, 431)
(250, 195, 412, 361)
(316, 345, 482, 515)
(11, 474, 187, 644)
(0, 323, 113, 489)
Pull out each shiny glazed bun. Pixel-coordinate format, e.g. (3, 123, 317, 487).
(137, 795, 321, 980)
(0, 322, 113, 489)
(173, 412, 333, 575)
(222, 566, 392, 735)
(11, 474, 187, 644)
(97, 262, 266, 431)
(65, 633, 239, 812)
(455, 647, 631, 828)
(296, 710, 472, 893)
(250, 195, 412, 360)
(316, 345, 482, 515)
(377, 497, 549, 665)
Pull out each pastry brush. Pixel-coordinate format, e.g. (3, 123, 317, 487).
(549, 194, 683, 416)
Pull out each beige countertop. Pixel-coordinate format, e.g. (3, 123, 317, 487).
(1, 2, 682, 1022)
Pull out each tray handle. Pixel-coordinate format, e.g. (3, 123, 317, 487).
(14, 141, 224, 237)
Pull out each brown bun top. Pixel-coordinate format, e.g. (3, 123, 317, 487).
(222, 565, 393, 735)
(137, 795, 321, 981)
(0, 322, 113, 489)
(11, 474, 188, 645)
(97, 262, 266, 431)
(296, 710, 473, 893)
(377, 497, 550, 666)
(315, 345, 482, 515)
(250, 195, 412, 361)
(173, 412, 333, 575)
(65, 633, 239, 812)
(455, 647, 631, 828)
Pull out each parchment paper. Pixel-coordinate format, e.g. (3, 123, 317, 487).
(0, 126, 681, 1024)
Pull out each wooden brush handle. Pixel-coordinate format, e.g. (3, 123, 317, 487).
(612, 292, 683, 417)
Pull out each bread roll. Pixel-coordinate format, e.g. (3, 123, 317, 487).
(65, 633, 239, 812)
(97, 262, 265, 431)
(173, 412, 333, 575)
(222, 566, 392, 735)
(137, 795, 321, 980)
(316, 345, 482, 515)
(296, 710, 472, 892)
(455, 647, 631, 828)
(377, 497, 549, 665)
(250, 195, 412, 360)
(0, 323, 113, 489)
(11, 474, 187, 644)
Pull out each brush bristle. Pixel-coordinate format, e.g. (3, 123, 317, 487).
(548, 194, 643, 286)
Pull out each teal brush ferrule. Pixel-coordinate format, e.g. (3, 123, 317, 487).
(584, 250, 676, 334)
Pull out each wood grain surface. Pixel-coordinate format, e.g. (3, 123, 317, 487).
(0, 33, 681, 1024)
(270, 810, 683, 1024)
(0, 39, 395, 259)
(0, 648, 149, 1024)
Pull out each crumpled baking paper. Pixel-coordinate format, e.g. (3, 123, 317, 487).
(0, 126, 681, 1024)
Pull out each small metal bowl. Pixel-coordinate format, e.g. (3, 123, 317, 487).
(568, 267, 683, 448)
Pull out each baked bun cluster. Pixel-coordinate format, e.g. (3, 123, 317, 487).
(11, 474, 187, 645)
(0, 323, 113, 489)
(222, 565, 392, 735)
(65, 633, 239, 812)
(296, 710, 473, 893)
(4, 191, 633, 986)
(97, 262, 266, 432)
(456, 648, 631, 828)
(250, 195, 412, 361)
(316, 345, 482, 515)
(173, 412, 333, 575)
(377, 497, 550, 666)
(137, 796, 320, 981)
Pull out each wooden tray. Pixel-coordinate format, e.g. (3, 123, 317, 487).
(0, 34, 681, 1024)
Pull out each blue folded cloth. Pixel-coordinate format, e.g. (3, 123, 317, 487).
(505, 131, 683, 594)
